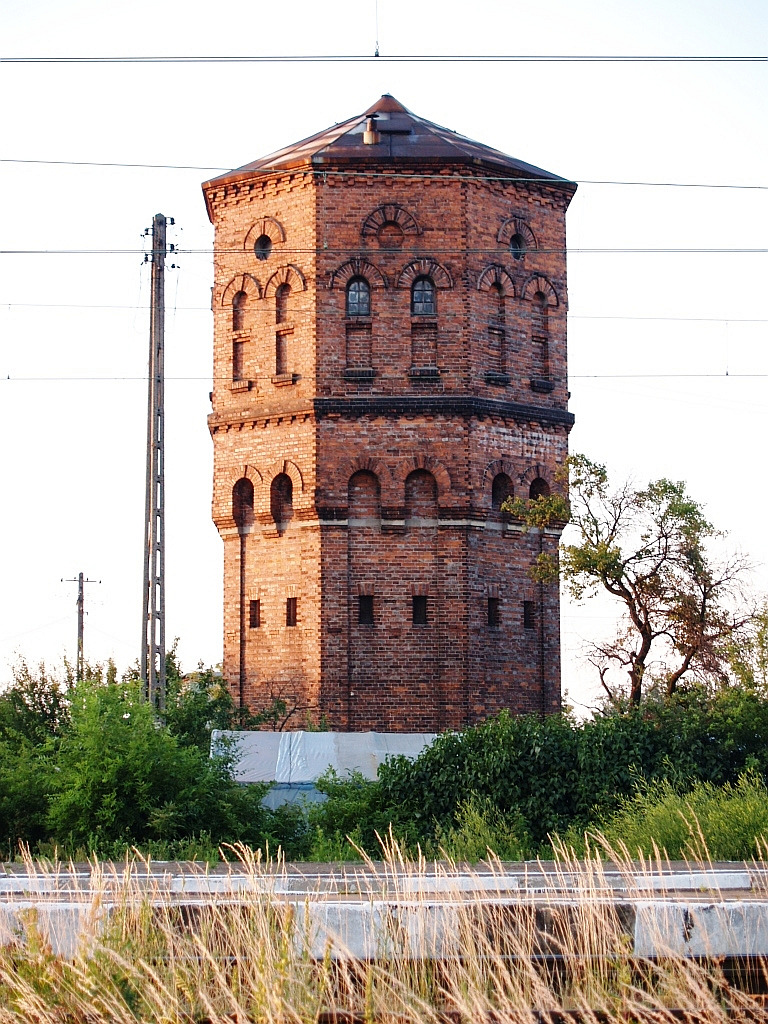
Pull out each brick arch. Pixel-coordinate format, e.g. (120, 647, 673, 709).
(264, 265, 307, 297)
(361, 203, 421, 238)
(519, 463, 552, 490)
(213, 465, 263, 531)
(220, 273, 262, 306)
(398, 455, 451, 499)
(328, 257, 388, 290)
(476, 264, 516, 297)
(481, 458, 518, 494)
(522, 275, 559, 307)
(497, 217, 537, 251)
(226, 464, 263, 490)
(243, 216, 286, 249)
(396, 259, 453, 290)
(263, 458, 305, 495)
(340, 455, 392, 487)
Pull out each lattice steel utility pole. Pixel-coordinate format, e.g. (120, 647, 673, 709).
(62, 573, 100, 681)
(141, 213, 168, 709)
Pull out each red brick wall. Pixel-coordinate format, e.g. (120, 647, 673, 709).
(205, 155, 574, 730)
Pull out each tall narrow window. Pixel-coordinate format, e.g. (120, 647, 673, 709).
(529, 477, 550, 500)
(232, 290, 247, 332)
(412, 595, 428, 625)
(533, 290, 548, 333)
(276, 283, 291, 324)
(286, 597, 297, 627)
(271, 473, 293, 528)
(275, 332, 288, 375)
(523, 600, 535, 630)
(232, 478, 254, 531)
(489, 282, 505, 325)
(411, 277, 436, 316)
(232, 340, 245, 381)
(487, 597, 500, 627)
(346, 277, 371, 317)
(249, 600, 261, 628)
(358, 594, 374, 625)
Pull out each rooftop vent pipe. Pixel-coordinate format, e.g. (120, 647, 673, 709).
(363, 114, 381, 145)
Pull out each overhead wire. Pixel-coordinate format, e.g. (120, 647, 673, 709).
(3, 247, 766, 255)
(1, 159, 766, 190)
(2, 53, 765, 63)
(3, 372, 766, 382)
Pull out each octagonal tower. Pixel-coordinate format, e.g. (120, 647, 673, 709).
(202, 95, 576, 731)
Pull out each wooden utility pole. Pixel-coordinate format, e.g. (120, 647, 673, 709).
(141, 213, 167, 709)
(62, 573, 100, 681)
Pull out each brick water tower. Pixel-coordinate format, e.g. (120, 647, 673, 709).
(202, 96, 576, 732)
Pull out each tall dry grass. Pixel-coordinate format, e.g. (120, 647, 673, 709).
(0, 838, 765, 1023)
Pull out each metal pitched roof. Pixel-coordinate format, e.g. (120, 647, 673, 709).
(202, 94, 573, 191)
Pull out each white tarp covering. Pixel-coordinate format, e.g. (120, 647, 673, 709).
(211, 730, 437, 785)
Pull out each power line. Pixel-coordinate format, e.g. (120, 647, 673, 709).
(1, 53, 765, 63)
(2, 158, 766, 190)
(3, 247, 767, 255)
(3, 372, 767, 382)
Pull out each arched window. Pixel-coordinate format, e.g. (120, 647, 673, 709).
(348, 470, 380, 519)
(529, 477, 550, 500)
(405, 469, 438, 521)
(489, 282, 505, 325)
(533, 290, 548, 334)
(271, 473, 293, 528)
(232, 290, 247, 332)
(346, 277, 371, 317)
(492, 473, 513, 511)
(275, 283, 291, 324)
(232, 478, 254, 531)
(411, 277, 436, 316)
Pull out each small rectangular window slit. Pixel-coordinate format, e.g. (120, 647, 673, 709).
(412, 595, 428, 625)
(249, 599, 261, 629)
(286, 597, 297, 627)
(358, 594, 374, 625)
(523, 600, 535, 630)
(487, 597, 500, 627)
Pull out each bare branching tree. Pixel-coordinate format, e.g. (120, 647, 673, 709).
(507, 454, 753, 704)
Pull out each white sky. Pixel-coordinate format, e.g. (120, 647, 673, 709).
(1, 0, 766, 711)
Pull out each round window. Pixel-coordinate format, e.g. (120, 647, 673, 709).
(509, 233, 526, 260)
(254, 234, 272, 261)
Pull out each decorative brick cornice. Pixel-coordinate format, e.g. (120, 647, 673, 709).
(313, 396, 574, 428)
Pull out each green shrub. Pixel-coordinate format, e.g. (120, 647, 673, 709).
(307, 770, 417, 860)
(432, 796, 533, 862)
(46, 678, 271, 855)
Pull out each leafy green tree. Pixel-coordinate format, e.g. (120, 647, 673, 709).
(0, 659, 70, 748)
(728, 602, 768, 692)
(508, 455, 752, 704)
(47, 678, 268, 852)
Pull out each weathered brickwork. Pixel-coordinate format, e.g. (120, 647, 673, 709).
(203, 96, 576, 731)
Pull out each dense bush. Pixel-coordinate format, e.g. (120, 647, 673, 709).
(0, 662, 284, 859)
(373, 688, 768, 851)
(5, 653, 768, 862)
